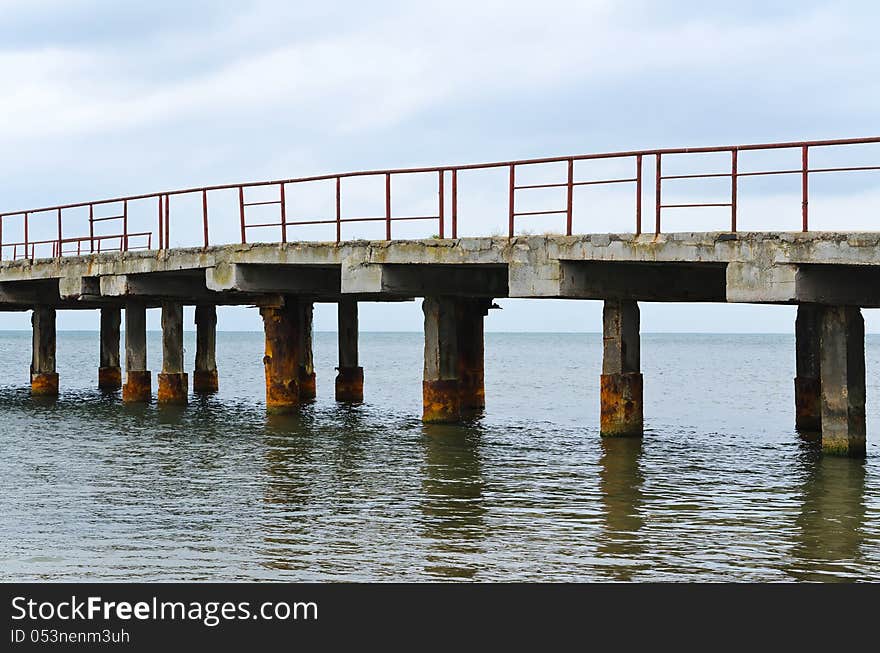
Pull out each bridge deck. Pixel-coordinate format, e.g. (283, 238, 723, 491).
(0, 232, 879, 309)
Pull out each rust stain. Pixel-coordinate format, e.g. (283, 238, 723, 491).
(31, 372, 59, 396)
(423, 380, 461, 423)
(600, 372, 643, 437)
(260, 305, 301, 413)
(122, 370, 151, 403)
(158, 372, 189, 405)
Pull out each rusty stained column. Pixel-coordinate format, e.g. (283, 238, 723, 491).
(260, 300, 303, 413)
(423, 297, 460, 422)
(795, 304, 821, 433)
(193, 304, 218, 393)
(298, 301, 316, 401)
(158, 302, 188, 405)
(819, 306, 866, 457)
(457, 298, 490, 417)
(600, 299, 643, 437)
(31, 305, 58, 396)
(335, 298, 363, 402)
(122, 301, 151, 402)
(98, 307, 122, 390)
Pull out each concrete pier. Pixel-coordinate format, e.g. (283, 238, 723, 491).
(193, 304, 218, 393)
(260, 301, 301, 413)
(122, 302, 151, 403)
(158, 302, 187, 405)
(600, 299, 643, 437)
(298, 301, 316, 401)
(31, 306, 58, 396)
(422, 296, 488, 423)
(98, 307, 122, 391)
(423, 297, 461, 422)
(335, 298, 363, 402)
(795, 305, 821, 433)
(819, 306, 866, 457)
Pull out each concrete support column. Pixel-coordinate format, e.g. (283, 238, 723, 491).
(260, 301, 302, 413)
(600, 299, 643, 437)
(819, 306, 866, 457)
(423, 297, 460, 422)
(795, 304, 821, 433)
(457, 298, 489, 416)
(98, 307, 122, 390)
(193, 304, 218, 393)
(335, 298, 363, 402)
(298, 301, 316, 401)
(31, 305, 58, 396)
(122, 302, 151, 403)
(158, 302, 187, 405)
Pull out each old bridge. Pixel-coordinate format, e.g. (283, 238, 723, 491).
(1, 137, 879, 457)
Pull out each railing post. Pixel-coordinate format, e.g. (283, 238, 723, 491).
(89, 204, 95, 253)
(123, 200, 129, 252)
(202, 189, 210, 248)
(335, 177, 341, 244)
(731, 149, 738, 232)
(0, 216, 3, 260)
(279, 183, 287, 244)
(451, 169, 458, 239)
(238, 187, 246, 244)
(654, 154, 661, 236)
(508, 164, 515, 238)
(157, 197, 163, 250)
(164, 194, 170, 248)
(24, 212, 28, 260)
(438, 170, 444, 238)
(635, 154, 642, 236)
(566, 158, 574, 236)
(56, 208, 62, 258)
(385, 173, 391, 241)
(802, 145, 809, 232)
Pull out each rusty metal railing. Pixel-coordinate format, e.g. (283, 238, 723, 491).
(1, 136, 879, 261)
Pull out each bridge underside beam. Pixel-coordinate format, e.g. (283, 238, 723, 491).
(344, 264, 507, 298)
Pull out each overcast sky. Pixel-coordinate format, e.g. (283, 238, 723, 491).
(1, 0, 879, 332)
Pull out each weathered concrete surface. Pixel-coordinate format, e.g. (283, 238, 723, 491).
(260, 301, 302, 413)
(422, 296, 461, 423)
(601, 300, 643, 437)
(7, 233, 880, 307)
(158, 302, 187, 405)
(98, 307, 122, 391)
(795, 305, 821, 433)
(335, 299, 363, 402)
(298, 301, 316, 401)
(31, 306, 58, 396)
(819, 306, 866, 457)
(122, 302, 150, 403)
(193, 304, 218, 393)
(456, 298, 490, 416)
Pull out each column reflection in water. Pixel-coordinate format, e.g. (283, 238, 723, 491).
(791, 450, 867, 581)
(419, 424, 486, 580)
(261, 412, 315, 573)
(597, 437, 646, 581)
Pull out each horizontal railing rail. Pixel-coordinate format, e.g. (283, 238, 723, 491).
(1, 136, 878, 260)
